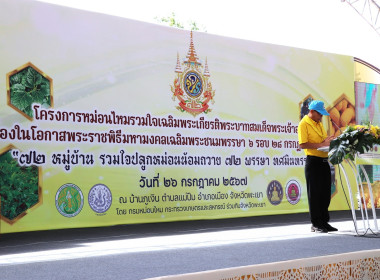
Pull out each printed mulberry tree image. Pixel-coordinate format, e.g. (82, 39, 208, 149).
(0, 149, 39, 222)
(7, 62, 53, 120)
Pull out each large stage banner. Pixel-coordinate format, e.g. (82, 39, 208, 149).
(0, 0, 355, 233)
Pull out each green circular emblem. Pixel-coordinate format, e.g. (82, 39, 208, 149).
(55, 183, 84, 217)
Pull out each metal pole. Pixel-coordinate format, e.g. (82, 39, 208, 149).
(339, 163, 358, 232)
(347, 159, 368, 230)
(358, 164, 379, 232)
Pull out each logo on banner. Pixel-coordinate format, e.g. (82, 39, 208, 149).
(266, 180, 283, 205)
(170, 31, 215, 117)
(88, 184, 112, 214)
(285, 180, 301, 205)
(55, 183, 84, 217)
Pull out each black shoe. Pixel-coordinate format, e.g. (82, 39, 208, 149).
(311, 225, 328, 233)
(324, 223, 338, 232)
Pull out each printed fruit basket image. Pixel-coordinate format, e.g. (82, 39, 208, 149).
(326, 94, 356, 137)
(360, 181, 380, 209)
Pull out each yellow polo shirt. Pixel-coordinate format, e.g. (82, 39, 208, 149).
(298, 115, 328, 158)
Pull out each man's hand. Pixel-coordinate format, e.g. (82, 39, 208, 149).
(322, 136, 335, 147)
(299, 136, 335, 150)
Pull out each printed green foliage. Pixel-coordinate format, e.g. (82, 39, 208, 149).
(9, 66, 51, 118)
(0, 151, 39, 220)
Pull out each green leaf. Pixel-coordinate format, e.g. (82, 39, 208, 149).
(329, 138, 340, 149)
(11, 90, 33, 110)
(357, 145, 365, 154)
(25, 67, 42, 88)
(11, 83, 26, 94)
(40, 83, 50, 96)
(328, 124, 380, 165)
(24, 106, 34, 117)
(31, 87, 46, 104)
(9, 67, 51, 117)
(10, 73, 22, 84)
(0, 151, 39, 219)
(347, 153, 355, 161)
(328, 145, 347, 165)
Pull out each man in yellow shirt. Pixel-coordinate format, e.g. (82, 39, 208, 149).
(298, 100, 337, 233)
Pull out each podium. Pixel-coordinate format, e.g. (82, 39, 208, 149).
(338, 153, 379, 234)
(318, 145, 379, 235)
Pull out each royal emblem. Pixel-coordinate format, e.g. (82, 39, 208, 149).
(171, 31, 215, 117)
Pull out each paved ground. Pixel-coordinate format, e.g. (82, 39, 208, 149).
(0, 210, 379, 280)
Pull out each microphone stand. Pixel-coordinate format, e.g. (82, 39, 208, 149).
(330, 118, 343, 134)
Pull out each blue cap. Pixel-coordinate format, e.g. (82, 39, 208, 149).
(308, 100, 329, 115)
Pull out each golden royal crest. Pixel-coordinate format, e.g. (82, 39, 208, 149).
(171, 31, 215, 117)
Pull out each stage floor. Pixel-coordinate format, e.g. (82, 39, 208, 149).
(0, 210, 379, 280)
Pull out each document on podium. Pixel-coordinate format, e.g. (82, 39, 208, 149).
(317, 146, 329, 153)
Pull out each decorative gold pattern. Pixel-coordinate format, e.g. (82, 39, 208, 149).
(222, 256, 380, 280)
